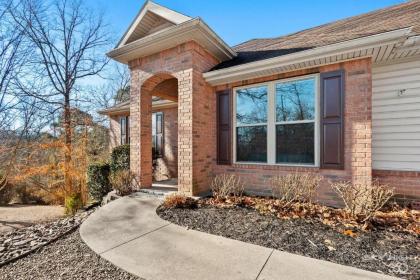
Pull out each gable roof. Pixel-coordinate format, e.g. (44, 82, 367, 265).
(108, 1, 236, 64)
(212, 0, 420, 70)
(117, 1, 192, 48)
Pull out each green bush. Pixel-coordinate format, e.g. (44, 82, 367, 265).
(65, 193, 83, 215)
(110, 144, 130, 174)
(87, 162, 111, 201)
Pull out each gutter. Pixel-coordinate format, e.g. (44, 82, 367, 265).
(394, 34, 420, 54)
(203, 27, 413, 85)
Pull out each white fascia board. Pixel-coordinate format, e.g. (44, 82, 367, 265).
(108, 18, 236, 64)
(147, 1, 191, 24)
(99, 101, 177, 115)
(152, 102, 178, 110)
(117, 1, 192, 48)
(204, 27, 413, 85)
(98, 107, 129, 116)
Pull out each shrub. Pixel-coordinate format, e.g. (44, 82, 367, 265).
(110, 169, 137, 196)
(269, 173, 322, 207)
(162, 193, 197, 209)
(210, 174, 244, 200)
(332, 179, 394, 222)
(13, 185, 49, 204)
(87, 162, 111, 201)
(65, 193, 83, 215)
(0, 172, 14, 205)
(110, 144, 130, 174)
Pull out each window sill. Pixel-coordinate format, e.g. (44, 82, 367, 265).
(234, 161, 318, 167)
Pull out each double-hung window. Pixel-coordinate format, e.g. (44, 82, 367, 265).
(234, 75, 318, 166)
(235, 85, 268, 163)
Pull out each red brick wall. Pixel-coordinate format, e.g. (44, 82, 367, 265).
(153, 106, 178, 181)
(373, 170, 420, 208)
(109, 114, 124, 150)
(213, 58, 372, 206)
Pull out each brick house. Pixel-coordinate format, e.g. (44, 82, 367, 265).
(101, 1, 420, 207)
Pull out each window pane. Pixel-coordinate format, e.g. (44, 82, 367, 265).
(126, 116, 130, 144)
(276, 123, 314, 164)
(276, 78, 315, 122)
(152, 113, 156, 136)
(120, 117, 126, 144)
(236, 86, 268, 125)
(120, 117, 126, 134)
(237, 126, 267, 162)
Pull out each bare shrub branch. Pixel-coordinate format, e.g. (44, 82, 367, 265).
(269, 173, 322, 207)
(210, 174, 244, 200)
(162, 193, 197, 209)
(332, 179, 394, 222)
(110, 170, 137, 196)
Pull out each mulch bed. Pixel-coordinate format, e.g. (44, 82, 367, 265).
(0, 229, 140, 280)
(157, 201, 419, 280)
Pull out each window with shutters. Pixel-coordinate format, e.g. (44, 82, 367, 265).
(152, 112, 164, 159)
(120, 116, 130, 145)
(233, 74, 319, 166)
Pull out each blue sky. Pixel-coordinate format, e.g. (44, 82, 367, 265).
(90, 0, 406, 47)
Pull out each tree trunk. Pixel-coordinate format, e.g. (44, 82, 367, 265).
(63, 94, 72, 197)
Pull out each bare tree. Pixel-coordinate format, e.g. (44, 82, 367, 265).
(0, 0, 40, 192)
(10, 0, 110, 198)
(83, 62, 130, 125)
(0, 0, 31, 131)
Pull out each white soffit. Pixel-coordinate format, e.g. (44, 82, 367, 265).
(203, 28, 417, 86)
(117, 1, 192, 48)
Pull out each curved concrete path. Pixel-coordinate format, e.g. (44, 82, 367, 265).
(80, 195, 400, 280)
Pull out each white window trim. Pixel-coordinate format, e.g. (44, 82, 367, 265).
(233, 74, 320, 167)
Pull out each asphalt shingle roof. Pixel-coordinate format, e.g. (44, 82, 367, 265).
(211, 1, 420, 71)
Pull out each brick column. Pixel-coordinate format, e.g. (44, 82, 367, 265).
(138, 86, 153, 188)
(176, 69, 194, 195)
(345, 59, 373, 185)
(130, 68, 153, 188)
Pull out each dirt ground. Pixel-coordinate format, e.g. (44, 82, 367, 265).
(0, 204, 64, 234)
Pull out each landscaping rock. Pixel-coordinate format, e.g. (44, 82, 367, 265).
(101, 190, 120, 206)
(0, 230, 140, 279)
(0, 209, 94, 266)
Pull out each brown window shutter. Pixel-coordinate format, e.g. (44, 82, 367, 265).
(217, 89, 232, 165)
(320, 70, 345, 169)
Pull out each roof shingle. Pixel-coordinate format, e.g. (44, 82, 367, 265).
(211, 1, 420, 71)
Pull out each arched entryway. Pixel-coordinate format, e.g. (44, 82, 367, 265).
(135, 73, 179, 190)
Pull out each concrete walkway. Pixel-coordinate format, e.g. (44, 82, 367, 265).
(80, 195, 399, 280)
